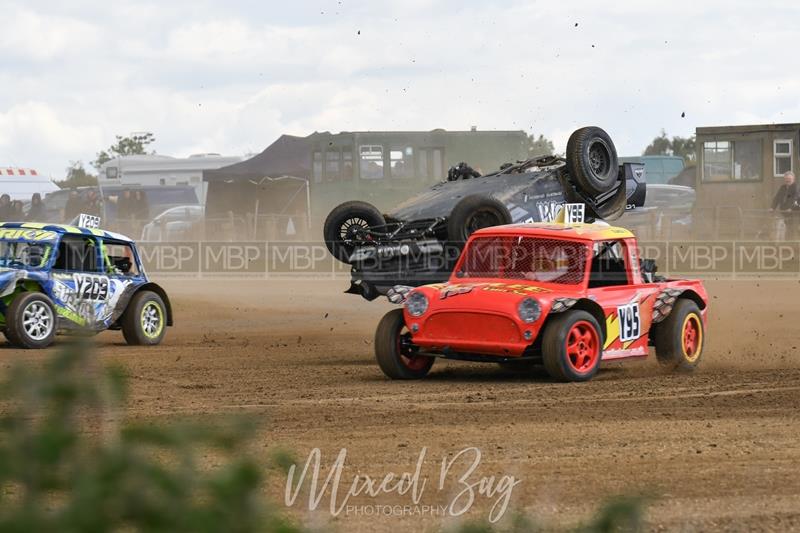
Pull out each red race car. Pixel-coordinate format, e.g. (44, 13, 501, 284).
(374, 221, 708, 381)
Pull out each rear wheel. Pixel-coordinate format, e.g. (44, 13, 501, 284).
(447, 195, 512, 246)
(566, 127, 619, 197)
(653, 299, 704, 371)
(122, 291, 167, 346)
(374, 309, 434, 379)
(5, 292, 57, 349)
(323, 201, 385, 263)
(542, 311, 603, 382)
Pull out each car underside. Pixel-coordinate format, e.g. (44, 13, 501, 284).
(323, 127, 647, 300)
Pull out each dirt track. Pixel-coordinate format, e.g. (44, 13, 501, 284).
(4, 279, 800, 531)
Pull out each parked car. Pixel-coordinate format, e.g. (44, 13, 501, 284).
(323, 127, 647, 300)
(0, 222, 173, 348)
(141, 205, 205, 241)
(374, 220, 708, 381)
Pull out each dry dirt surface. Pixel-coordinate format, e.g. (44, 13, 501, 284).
(2, 278, 800, 531)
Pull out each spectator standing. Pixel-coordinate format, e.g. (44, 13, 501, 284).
(27, 193, 45, 221)
(64, 189, 81, 222)
(84, 189, 102, 218)
(10, 200, 24, 220)
(771, 171, 800, 240)
(118, 189, 133, 218)
(131, 190, 150, 236)
(133, 190, 149, 221)
(0, 194, 11, 221)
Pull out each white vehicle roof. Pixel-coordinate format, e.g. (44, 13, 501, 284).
(0, 168, 60, 200)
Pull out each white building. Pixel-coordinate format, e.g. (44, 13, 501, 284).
(98, 153, 242, 204)
(0, 168, 59, 200)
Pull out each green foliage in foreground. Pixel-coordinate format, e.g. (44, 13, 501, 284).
(0, 341, 299, 533)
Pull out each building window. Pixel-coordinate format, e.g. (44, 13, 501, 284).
(325, 151, 340, 181)
(702, 140, 761, 182)
(359, 145, 384, 180)
(342, 148, 353, 180)
(774, 139, 793, 177)
(312, 151, 322, 183)
(733, 140, 761, 180)
(389, 147, 414, 179)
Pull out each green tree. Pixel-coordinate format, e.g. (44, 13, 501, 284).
(0, 341, 299, 532)
(643, 130, 696, 163)
(55, 161, 97, 188)
(93, 132, 156, 170)
(526, 133, 555, 157)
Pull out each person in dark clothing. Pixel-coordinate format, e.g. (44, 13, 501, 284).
(130, 190, 150, 235)
(132, 190, 149, 221)
(117, 189, 133, 221)
(771, 171, 800, 240)
(9, 200, 24, 220)
(0, 194, 11, 221)
(26, 193, 45, 221)
(64, 189, 81, 222)
(83, 189, 102, 218)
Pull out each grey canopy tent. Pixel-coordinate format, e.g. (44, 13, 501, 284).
(203, 134, 314, 239)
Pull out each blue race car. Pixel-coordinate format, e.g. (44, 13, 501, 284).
(0, 222, 173, 349)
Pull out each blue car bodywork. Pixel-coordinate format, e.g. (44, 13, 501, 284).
(0, 222, 172, 335)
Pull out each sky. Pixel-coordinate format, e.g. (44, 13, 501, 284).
(1, 0, 799, 179)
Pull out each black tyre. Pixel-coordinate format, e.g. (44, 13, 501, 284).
(5, 292, 57, 349)
(323, 201, 385, 263)
(566, 126, 619, 197)
(121, 291, 167, 346)
(542, 310, 603, 382)
(653, 299, 704, 371)
(374, 309, 434, 379)
(447, 195, 512, 246)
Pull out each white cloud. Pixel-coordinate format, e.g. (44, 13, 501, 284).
(1, 0, 799, 177)
(0, 5, 100, 61)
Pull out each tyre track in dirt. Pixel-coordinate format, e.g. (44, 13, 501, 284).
(1, 279, 799, 531)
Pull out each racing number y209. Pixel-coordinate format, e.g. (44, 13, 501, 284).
(73, 274, 109, 301)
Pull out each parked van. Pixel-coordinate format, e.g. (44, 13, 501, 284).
(98, 154, 241, 204)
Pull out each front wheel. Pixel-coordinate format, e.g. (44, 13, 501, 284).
(653, 299, 704, 371)
(5, 292, 57, 349)
(121, 291, 167, 346)
(374, 309, 434, 379)
(323, 201, 385, 263)
(542, 310, 603, 382)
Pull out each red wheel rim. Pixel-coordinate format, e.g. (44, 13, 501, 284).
(565, 320, 600, 373)
(396, 328, 432, 370)
(682, 314, 702, 361)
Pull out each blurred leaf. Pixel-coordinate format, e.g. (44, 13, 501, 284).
(0, 342, 301, 532)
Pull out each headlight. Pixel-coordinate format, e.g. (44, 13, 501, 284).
(517, 298, 541, 323)
(406, 291, 429, 317)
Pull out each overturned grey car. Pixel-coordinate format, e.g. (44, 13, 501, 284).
(323, 127, 647, 300)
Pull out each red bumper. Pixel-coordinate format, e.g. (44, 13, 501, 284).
(407, 310, 536, 356)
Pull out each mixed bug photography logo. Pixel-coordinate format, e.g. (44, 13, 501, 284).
(284, 447, 520, 523)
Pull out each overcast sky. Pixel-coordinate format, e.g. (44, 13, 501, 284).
(1, 0, 798, 178)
